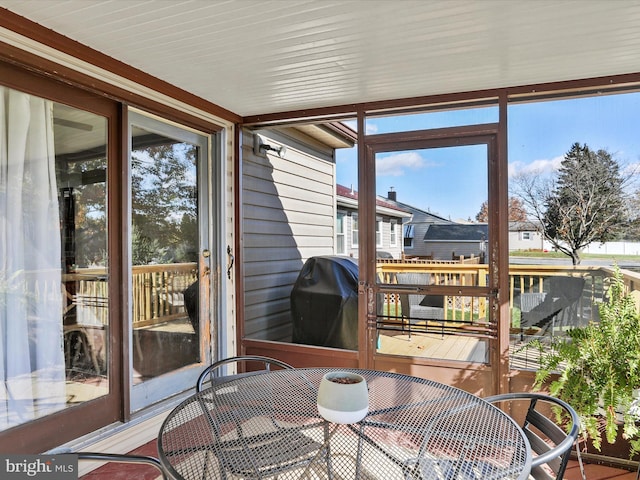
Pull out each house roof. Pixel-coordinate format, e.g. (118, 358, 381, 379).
(3, 1, 640, 118)
(424, 224, 489, 242)
(381, 195, 451, 224)
(336, 184, 412, 218)
(509, 221, 541, 232)
(280, 123, 357, 150)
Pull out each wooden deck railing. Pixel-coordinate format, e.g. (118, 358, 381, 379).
(377, 262, 639, 339)
(64, 263, 197, 328)
(65, 260, 640, 333)
(131, 263, 198, 328)
(378, 263, 490, 335)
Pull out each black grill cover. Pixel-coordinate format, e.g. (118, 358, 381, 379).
(290, 256, 359, 350)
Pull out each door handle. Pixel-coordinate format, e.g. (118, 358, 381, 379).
(227, 245, 234, 279)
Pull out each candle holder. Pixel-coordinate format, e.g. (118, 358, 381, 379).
(316, 371, 369, 424)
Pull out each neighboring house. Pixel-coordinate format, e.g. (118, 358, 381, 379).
(381, 189, 452, 258)
(379, 189, 487, 261)
(423, 223, 489, 261)
(508, 221, 545, 251)
(336, 185, 412, 259)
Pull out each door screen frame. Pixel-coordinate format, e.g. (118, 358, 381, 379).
(358, 124, 508, 389)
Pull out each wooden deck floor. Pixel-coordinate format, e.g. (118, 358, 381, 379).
(377, 330, 487, 362)
(377, 329, 553, 371)
(565, 459, 638, 479)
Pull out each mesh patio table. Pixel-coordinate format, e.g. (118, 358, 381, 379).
(158, 368, 531, 480)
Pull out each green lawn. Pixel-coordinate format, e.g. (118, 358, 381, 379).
(510, 250, 640, 262)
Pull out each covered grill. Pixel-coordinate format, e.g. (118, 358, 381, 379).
(290, 256, 359, 350)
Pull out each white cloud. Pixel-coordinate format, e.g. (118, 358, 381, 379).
(342, 120, 378, 135)
(377, 151, 431, 176)
(508, 155, 563, 178)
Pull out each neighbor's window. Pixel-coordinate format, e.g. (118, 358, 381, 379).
(337, 211, 346, 254)
(404, 224, 414, 248)
(390, 220, 397, 246)
(352, 213, 359, 247)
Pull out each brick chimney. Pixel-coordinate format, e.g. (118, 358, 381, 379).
(388, 187, 396, 201)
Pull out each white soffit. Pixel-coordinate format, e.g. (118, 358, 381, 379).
(2, 0, 640, 117)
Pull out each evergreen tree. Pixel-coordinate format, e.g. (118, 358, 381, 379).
(542, 143, 625, 264)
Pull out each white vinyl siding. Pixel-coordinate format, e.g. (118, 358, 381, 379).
(242, 130, 336, 341)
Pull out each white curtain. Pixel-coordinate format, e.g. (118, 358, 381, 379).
(0, 87, 65, 430)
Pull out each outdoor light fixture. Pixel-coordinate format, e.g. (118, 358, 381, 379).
(253, 134, 287, 158)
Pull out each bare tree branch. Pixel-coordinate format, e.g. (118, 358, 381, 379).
(510, 143, 630, 265)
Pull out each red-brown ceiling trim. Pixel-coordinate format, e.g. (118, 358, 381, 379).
(0, 8, 241, 128)
(505, 73, 640, 99)
(243, 106, 360, 127)
(243, 72, 640, 127)
(0, 40, 225, 134)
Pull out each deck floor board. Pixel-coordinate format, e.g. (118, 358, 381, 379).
(378, 331, 487, 362)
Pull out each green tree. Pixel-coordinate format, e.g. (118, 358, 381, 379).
(131, 142, 198, 264)
(513, 142, 628, 265)
(60, 158, 108, 268)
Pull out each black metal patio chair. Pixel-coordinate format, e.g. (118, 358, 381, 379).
(519, 276, 585, 339)
(195, 355, 293, 392)
(194, 356, 323, 480)
(77, 452, 168, 480)
(484, 392, 580, 480)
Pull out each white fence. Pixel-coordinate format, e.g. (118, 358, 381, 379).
(542, 240, 640, 256)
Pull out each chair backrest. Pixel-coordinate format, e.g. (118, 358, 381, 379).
(520, 292, 547, 313)
(396, 273, 431, 314)
(547, 276, 585, 303)
(77, 452, 167, 480)
(196, 355, 293, 392)
(484, 392, 580, 480)
(549, 276, 586, 328)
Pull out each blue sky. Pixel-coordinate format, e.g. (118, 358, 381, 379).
(336, 91, 640, 221)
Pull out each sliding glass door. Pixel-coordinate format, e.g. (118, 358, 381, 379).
(0, 87, 111, 430)
(0, 58, 227, 452)
(129, 111, 211, 411)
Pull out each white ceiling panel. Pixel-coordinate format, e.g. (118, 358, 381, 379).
(3, 0, 640, 117)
